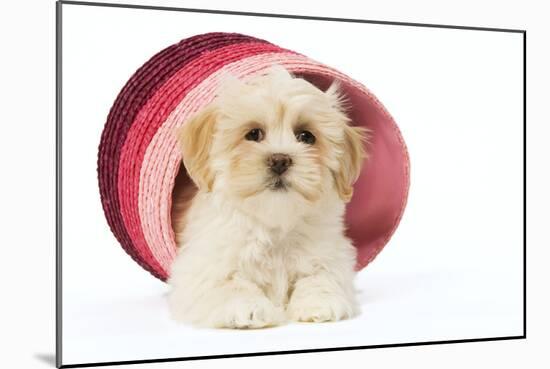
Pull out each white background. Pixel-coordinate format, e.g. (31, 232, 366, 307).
(1, 0, 548, 369)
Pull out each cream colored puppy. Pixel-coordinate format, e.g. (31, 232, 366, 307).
(168, 66, 367, 328)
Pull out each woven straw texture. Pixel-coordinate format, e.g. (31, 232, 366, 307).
(97, 32, 410, 281)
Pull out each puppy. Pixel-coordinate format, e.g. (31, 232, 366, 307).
(168, 66, 367, 328)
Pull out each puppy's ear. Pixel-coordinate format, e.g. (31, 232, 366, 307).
(177, 105, 218, 192)
(325, 81, 368, 202)
(333, 124, 368, 203)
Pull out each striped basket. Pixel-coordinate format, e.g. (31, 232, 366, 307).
(97, 32, 410, 281)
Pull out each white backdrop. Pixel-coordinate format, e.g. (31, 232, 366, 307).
(59, 3, 524, 366)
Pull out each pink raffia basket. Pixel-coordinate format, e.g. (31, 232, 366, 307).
(97, 32, 410, 281)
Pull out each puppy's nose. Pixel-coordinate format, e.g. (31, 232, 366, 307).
(268, 153, 292, 175)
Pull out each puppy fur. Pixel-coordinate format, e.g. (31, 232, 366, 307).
(168, 66, 367, 328)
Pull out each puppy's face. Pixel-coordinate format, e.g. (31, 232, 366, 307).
(178, 67, 366, 207)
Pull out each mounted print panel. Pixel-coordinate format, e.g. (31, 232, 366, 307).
(57, 1, 524, 367)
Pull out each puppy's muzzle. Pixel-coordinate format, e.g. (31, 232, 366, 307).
(267, 153, 292, 175)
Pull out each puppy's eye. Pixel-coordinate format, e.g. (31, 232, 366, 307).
(295, 130, 316, 145)
(245, 128, 264, 142)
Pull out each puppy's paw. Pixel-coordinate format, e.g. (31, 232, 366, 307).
(287, 293, 357, 323)
(212, 295, 286, 329)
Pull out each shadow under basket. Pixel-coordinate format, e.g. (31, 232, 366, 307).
(97, 32, 410, 281)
